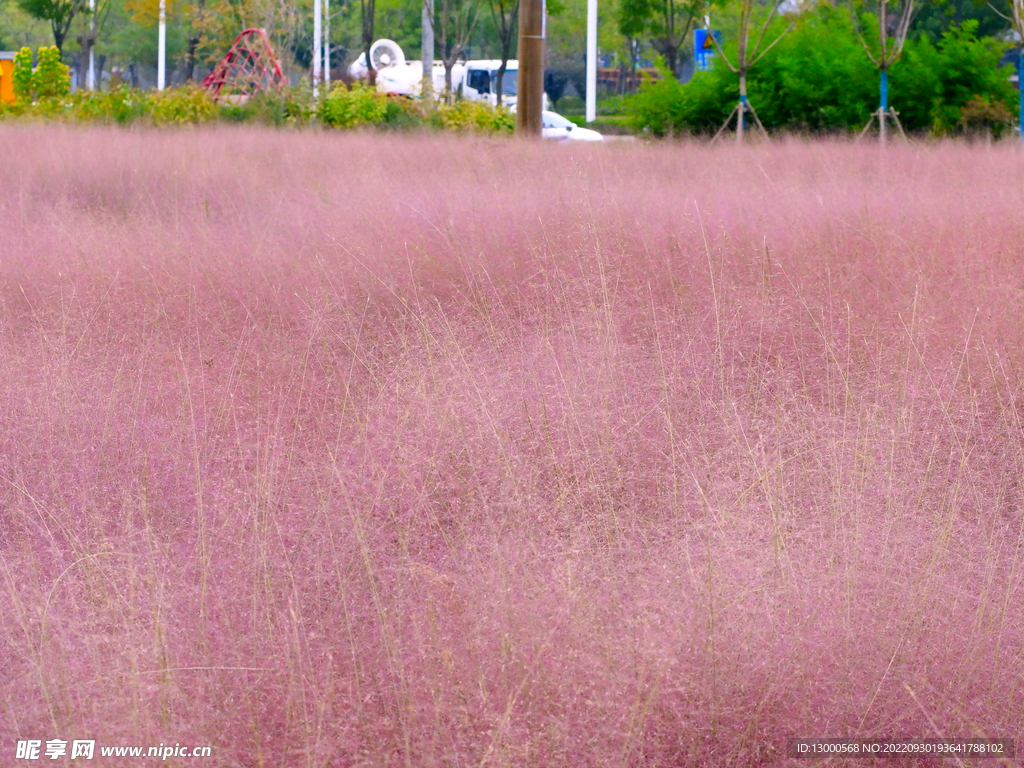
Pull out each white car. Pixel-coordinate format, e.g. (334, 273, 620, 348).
(542, 111, 604, 142)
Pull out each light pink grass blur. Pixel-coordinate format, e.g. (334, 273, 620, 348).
(1, 126, 1022, 766)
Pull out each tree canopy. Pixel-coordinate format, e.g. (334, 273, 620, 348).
(0, 0, 1016, 137)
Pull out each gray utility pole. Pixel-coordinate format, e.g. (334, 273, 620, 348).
(422, 0, 434, 98)
(516, 0, 544, 135)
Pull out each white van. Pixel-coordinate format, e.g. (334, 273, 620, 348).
(351, 42, 543, 108)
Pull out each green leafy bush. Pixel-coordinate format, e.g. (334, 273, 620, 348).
(12, 48, 34, 103)
(558, 94, 627, 117)
(70, 87, 150, 124)
(319, 82, 389, 128)
(150, 85, 217, 125)
(956, 95, 1014, 138)
(625, 67, 717, 137)
(625, 6, 1014, 137)
(892, 21, 1015, 135)
(316, 83, 512, 134)
(430, 100, 515, 133)
(381, 95, 427, 129)
(217, 86, 313, 126)
(9, 46, 71, 105)
(35, 46, 70, 100)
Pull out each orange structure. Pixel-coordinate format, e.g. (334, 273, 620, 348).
(0, 52, 15, 104)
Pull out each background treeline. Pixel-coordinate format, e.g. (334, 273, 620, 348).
(2, 0, 1020, 137)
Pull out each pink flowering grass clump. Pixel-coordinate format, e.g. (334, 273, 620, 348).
(1, 125, 1022, 766)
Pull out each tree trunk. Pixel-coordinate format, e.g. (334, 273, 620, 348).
(496, 31, 513, 107)
(185, 0, 205, 82)
(629, 38, 637, 93)
(185, 37, 199, 82)
(495, 61, 506, 106)
(422, 0, 434, 99)
(493, 0, 517, 106)
(362, 0, 376, 86)
(78, 45, 87, 90)
(665, 42, 677, 79)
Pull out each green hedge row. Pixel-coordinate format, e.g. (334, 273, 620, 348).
(0, 59, 514, 134)
(626, 7, 1017, 137)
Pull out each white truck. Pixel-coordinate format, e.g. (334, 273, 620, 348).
(349, 40, 525, 108)
(458, 60, 520, 108)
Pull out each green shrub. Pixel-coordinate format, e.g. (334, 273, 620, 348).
(9, 46, 71, 106)
(320, 82, 389, 128)
(150, 85, 217, 125)
(316, 83, 503, 132)
(748, 7, 877, 132)
(35, 46, 70, 100)
(558, 94, 628, 117)
(70, 87, 151, 123)
(217, 86, 313, 126)
(893, 21, 1015, 135)
(636, 70, 730, 135)
(625, 6, 1013, 137)
(430, 100, 515, 133)
(12, 47, 34, 103)
(956, 95, 1014, 139)
(382, 95, 426, 129)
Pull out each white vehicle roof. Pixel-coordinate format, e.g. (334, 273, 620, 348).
(464, 60, 518, 70)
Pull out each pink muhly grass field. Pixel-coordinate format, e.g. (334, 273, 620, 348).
(1, 126, 1022, 766)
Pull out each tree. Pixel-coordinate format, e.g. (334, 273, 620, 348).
(16, 0, 88, 53)
(13, 44, 70, 98)
(708, 0, 794, 141)
(619, 0, 702, 77)
(618, 0, 645, 86)
(428, 0, 479, 98)
(488, 0, 518, 105)
(987, 0, 1024, 136)
(182, 0, 205, 81)
(850, 0, 916, 142)
(125, 0, 207, 81)
(76, 0, 112, 88)
(362, 0, 377, 83)
(910, 0, 1006, 41)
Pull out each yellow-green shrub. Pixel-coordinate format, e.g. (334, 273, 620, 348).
(319, 82, 389, 128)
(36, 46, 70, 100)
(431, 100, 515, 133)
(150, 86, 217, 125)
(69, 87, 151, 123)
(10, 46, 70, 104)
(12, 48, 34, 103)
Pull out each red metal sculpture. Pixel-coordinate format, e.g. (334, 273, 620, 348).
(202, 28, 285, 100)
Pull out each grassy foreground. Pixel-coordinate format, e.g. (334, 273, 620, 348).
(1, 127, 1022, 766)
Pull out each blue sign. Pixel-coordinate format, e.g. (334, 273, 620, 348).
(694, 29, 721, 72)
